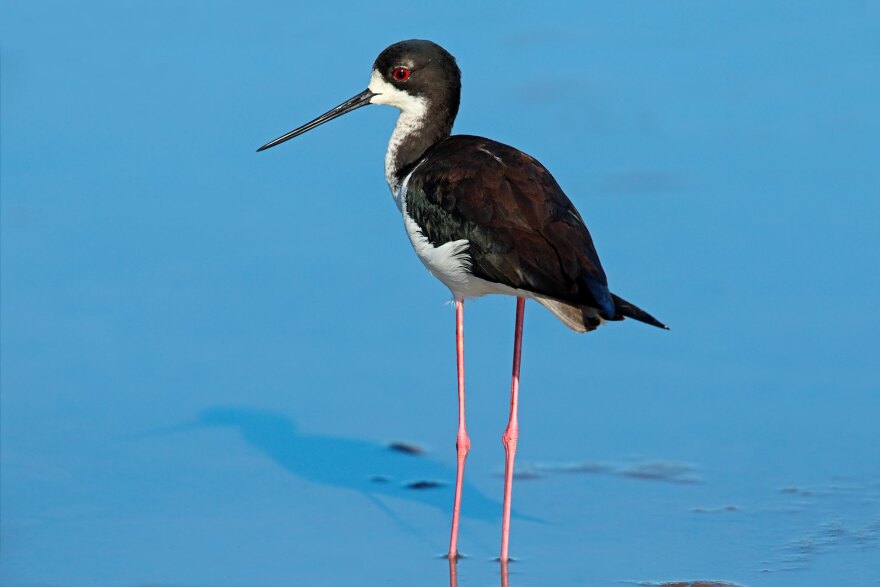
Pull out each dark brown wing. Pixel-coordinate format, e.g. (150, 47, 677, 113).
(404, 135, 615, 317)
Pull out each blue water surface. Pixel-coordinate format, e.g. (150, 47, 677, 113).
(2, 1, 879, 586)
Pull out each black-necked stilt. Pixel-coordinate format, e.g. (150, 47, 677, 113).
(258, 39, 668, 562)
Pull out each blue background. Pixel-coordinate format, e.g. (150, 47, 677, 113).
(2, 1, 878, 585)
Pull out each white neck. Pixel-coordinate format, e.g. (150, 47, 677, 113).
(367, 69, 429, 199)
(385, 110, 426, 195)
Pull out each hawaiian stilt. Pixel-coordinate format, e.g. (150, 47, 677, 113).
(258, 39, 668, 562)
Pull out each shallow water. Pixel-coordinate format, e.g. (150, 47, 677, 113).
(2, 1, 879, 586)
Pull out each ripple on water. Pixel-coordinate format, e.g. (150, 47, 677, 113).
(632, 581, 746, 587)
(505, 459, 702, 484)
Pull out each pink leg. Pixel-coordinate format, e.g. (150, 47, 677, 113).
(448, 299, 470, 560)
(500, 297, 525, 562)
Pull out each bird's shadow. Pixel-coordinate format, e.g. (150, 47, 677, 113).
(138, 406, 543, 528)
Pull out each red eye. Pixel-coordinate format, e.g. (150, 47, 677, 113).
(392, 67, 411, 81)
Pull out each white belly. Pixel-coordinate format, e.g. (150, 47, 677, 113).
(401, 211, 515, 300)
(392, 147, 526, 301)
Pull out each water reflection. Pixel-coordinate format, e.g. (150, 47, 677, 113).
(448, 558, 458, 587)
(448, 558, 510, 587)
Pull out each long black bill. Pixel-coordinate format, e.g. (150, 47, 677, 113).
(256, 89, 375, 152)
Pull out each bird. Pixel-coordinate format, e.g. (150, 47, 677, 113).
(257, 39, 668, 562)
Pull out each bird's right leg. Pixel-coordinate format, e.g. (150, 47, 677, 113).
(448, 298, 470, 560)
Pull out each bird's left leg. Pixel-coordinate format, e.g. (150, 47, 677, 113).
(500, 296, 525, 562)
(448, 298, 470, 559)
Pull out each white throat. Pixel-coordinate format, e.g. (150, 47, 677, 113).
(368, 70, 429, 196)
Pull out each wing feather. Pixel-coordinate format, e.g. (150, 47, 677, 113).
(405, 135, 614, 317)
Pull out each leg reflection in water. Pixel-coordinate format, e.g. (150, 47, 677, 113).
(448, 558, 510, 587)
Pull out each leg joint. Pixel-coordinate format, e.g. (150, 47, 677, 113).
(456, 433, 471, 456)
(501, 425, 518, 451)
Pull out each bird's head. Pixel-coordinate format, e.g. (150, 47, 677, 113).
(368, 39, 461, 117)
(257, 39, 460, 152)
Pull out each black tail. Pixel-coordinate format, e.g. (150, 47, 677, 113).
(611, 293, 669, 330)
